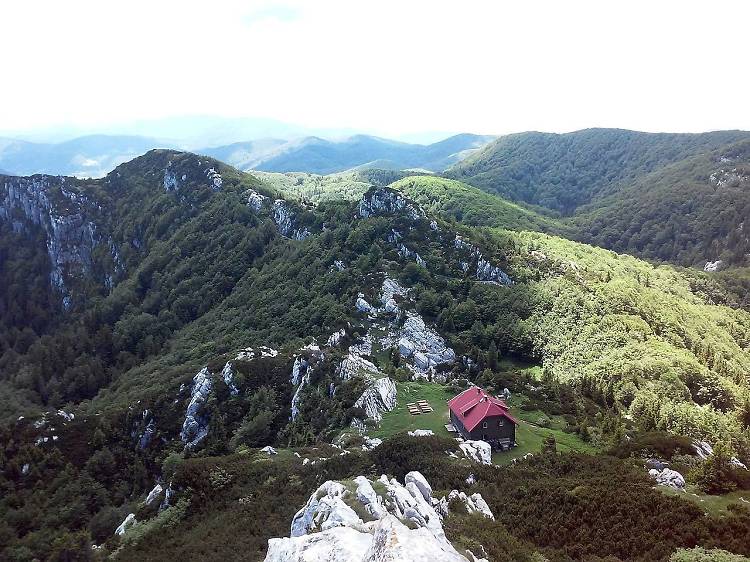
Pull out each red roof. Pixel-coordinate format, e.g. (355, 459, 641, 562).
(448, 386, 518, 431)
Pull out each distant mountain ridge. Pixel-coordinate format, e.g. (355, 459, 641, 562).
(0, 134, 175, 178)
(0, 132, 494, 178)
(201, 133, 496, 174)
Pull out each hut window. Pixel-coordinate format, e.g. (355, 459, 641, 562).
(482, 421, 488, 429)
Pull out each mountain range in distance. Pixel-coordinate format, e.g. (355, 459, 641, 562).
(0, 132, 496, 178)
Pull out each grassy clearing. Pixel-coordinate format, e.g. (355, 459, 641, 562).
(370, 380, 595, 466)
(493, 421, 596, 465)
(369, 381, 454, 439)
(659, 485, 750, 516)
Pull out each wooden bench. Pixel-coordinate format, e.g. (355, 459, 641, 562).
(417, 400, 433, 413)
(407, 403, 421, 415)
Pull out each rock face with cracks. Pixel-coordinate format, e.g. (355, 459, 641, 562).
(353, 378, 397, 423)
(264, 471, 489, 562)
(180, 367, 213, 448)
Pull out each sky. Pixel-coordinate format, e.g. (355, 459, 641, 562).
(2, 0, 749, 141)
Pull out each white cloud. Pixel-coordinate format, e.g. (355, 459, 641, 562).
(1, 0, 749, 138)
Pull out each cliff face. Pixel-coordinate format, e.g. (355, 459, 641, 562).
(0, 175, 108, 309)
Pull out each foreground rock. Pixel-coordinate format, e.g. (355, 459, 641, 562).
(264, 471, 489, 562)
(458, 440, 492, 465)
(649, 467, 686, 490)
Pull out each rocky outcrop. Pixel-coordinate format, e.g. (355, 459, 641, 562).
(220, 362, 239, 396)
(441, 490, 495, 520)
(0, 176, 106, 308)
(710, 167, 750, 188)
(693, 440, 748, 470)
(338, 352, 380, 381)
(326, 328, 346, 347)
(458, 440, 492, 465)
(704, 260, 726, 272)
(115, 513, 137, 536)
(234, 346, 279, 361)
(398, 243, 426, 267)
(649, 468, 685, 490)
(353, 378, 397, 423)
(476, 257, 512, 285)
(290, 357, 311, 421)
(246, 189, 268, 211)
(272, 199, 311, 240)
(454, 235, 512, 286)
(398, 313, 456, 374)
(180, 367, 213, 448)
(380, 277, 408, 315)
(145, 483, 163, 506)
(358, 187, 424, 220)
(266, 472, 487, 562)
(355, 296, 374, 313)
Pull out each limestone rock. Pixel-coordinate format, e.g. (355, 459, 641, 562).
(693, 440, 748, 469)
(649, 468, 685, 490)
(338, 352, 381, 381)
(220, 361, 239, 396)
(261, 446, 278, 456)
(291, 357, 312, 422)
(0, 175, 113, 308)
(266, 471, 485, 562)
(180, 367, 213, 448)
(357, 187, 424, 220)
(408, 429, 435, 437)
(353, 378, 397, 423)
(399, 313, 456, 373)
(444, 490, 494, 520)
(326, 329, 346, 347)
(290, 481, 358, 537)
(115, 513, 137, 536)
(704, 260, 726, 272)
(246, 189, 268, 212)
(476, 257, 512, 285)
(361, 437, 382, 451)
(459, 440, 492, 465)
(405, 471, 432, 503)
(355, 296, 374, 313)
(145, 483, 163, 506)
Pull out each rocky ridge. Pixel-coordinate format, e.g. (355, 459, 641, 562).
(264, 471, 491, 562)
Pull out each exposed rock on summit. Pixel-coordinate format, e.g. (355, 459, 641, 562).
(265, 472, 489, 562)
(358, 187, 425, 220)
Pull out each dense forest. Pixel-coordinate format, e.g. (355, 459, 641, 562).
(447, 128, 750, 214)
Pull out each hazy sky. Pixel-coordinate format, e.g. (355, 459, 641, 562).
(2, 0, 749, 139)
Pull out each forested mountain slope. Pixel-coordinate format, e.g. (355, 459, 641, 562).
(1, 153, 750, 560)
(571, 139, 750, 268)
(447, 128, 750, 214)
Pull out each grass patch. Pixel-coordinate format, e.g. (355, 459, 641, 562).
(493, 421, 596, 466)
(368, 381, 454, 439)
(659, 484, 750, 516)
